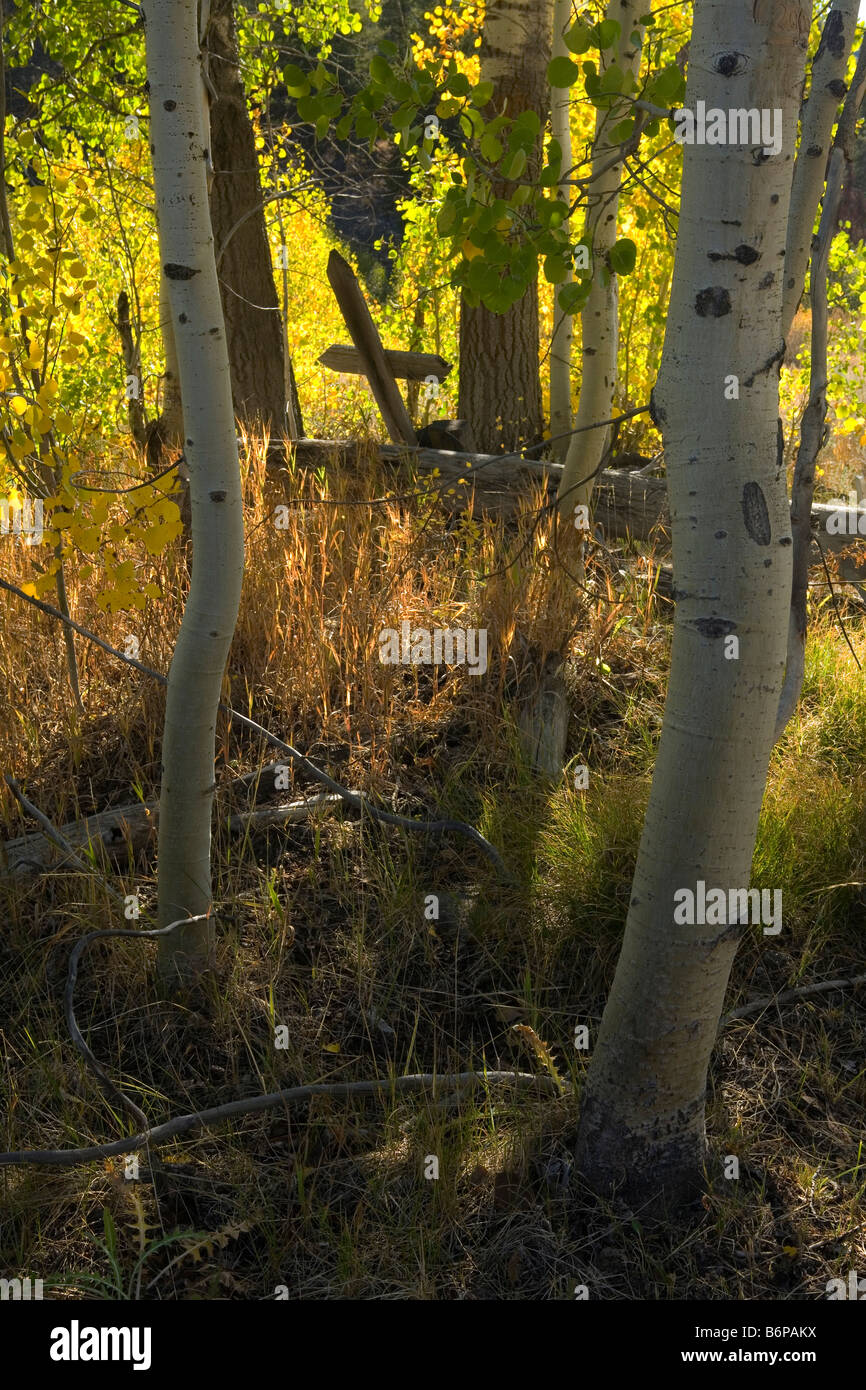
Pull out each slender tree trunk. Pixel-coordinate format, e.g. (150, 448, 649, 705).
(458, 0, 551, 454)
(144, 0, 245, 986)
(574, 0, 811, 1205)
(116, 290, 148, 448)
(548, 0, 573, 463)
(782, 1, 859, 342)
(776, 33, 866, 741)
(206, 0, 286, 435)
(555, 0, 646, 518)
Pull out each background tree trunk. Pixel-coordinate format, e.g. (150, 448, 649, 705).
(206, 0, 287, 435)
(556, 0, 646, 517)
(144, 0, 246, 986)
(548, 0, 574, 463)
(458, 0, 551, 454)
(782, 0, 859, 342)
(574, 0, 811, 1206)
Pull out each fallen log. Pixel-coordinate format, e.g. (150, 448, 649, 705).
(273, 440, 866, 578)
(318, 344, 451, 382)
(1, 786, 358, 881)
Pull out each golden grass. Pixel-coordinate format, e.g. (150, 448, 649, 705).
(0, 435, 864, 1299)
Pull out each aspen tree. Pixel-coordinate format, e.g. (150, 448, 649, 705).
(575, 0, 811, 1203)
(143, 0, 245, 985)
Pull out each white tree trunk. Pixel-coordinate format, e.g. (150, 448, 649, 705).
(574, 0, 811, 1203)
(782, 0, 859, 341)
(143, 0, 245, 985)
(555, 0, 646, 517)
(776, 32, 866, 741)
(548, 0, 574, 463)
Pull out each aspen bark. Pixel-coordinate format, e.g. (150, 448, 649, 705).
(143, 0, 245, 985)
(574, 0, 811, 1203)
(782, 1, 858, 342)
(555, 0, 646, 518)
(776, 33, 866, 741)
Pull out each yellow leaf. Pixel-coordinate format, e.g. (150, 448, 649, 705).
(76, 526, 102, 554)
(322, 1042, 340, 1053)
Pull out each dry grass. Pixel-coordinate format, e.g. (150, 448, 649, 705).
(0, 436, 864, 1300)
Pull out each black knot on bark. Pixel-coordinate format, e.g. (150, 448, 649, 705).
(712, 51, 748, 77)
(742, 481, 771, 545)
(695, 286, 731, 317)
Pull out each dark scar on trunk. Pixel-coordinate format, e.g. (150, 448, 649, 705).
(691, 617, 737, 638)
(695, 286, 731, 317)
(164, 263, 199, 280)
(743, 341, 785, 387)
(742, 481, 771, 545)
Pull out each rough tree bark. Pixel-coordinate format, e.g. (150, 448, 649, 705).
(574, 0, 811, 1205)
(548, 0, 574, 463)
(205, 0, 286, 434)
(143, 0, 245, 986)
(555, 0, 646, 518)
(458, 0, 551, 454)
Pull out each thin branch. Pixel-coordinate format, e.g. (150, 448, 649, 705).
(215, 184, 317, 268)
(722, 973, 866, 1026)
(4, 776, 126, 904)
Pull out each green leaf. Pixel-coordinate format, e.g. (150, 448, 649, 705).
(436, 202, 458, 236)
(472, 80, 494, 107)
(564, 22, 592, 55)
(596, 18, 621, 49)
(446, 71, 471, 97)
(609, 237, 637, 275)
(370, 55, 392, 84)
(649, 63, 686, 106)
(543, 253, 569, 284)
(548, 55, 581, 88)
(610, 118, 635, 143)
(283, 64, 309, 97)
(599, 63, 625, 95)
(558, 281, 592, 314)
(512, 110, 541, 137)
(480, 132, 503, 162)
(501, 148, 526, 179)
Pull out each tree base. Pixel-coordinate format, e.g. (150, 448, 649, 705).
(574, 1090, 707, 1213)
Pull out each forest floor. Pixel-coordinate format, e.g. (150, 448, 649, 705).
(1, 438, 865, 1300)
